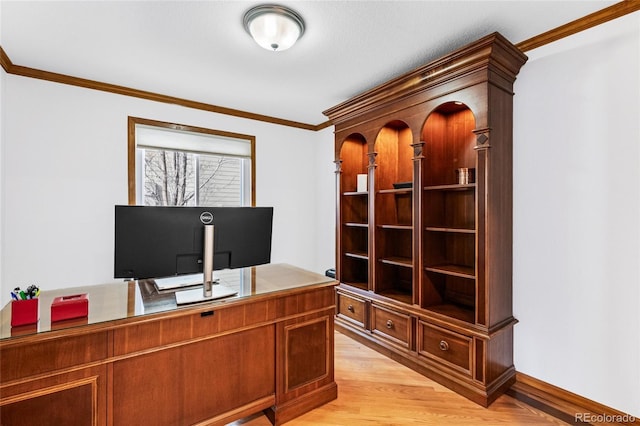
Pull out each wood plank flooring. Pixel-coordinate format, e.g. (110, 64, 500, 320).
(231, 331, 568, 425)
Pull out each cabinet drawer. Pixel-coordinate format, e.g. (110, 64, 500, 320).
(419, 322, 471, 374)
(371, 305, 410, 347)
(336, 292, 366, 328)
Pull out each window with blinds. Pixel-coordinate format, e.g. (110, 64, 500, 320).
(128, 118, 255, 207)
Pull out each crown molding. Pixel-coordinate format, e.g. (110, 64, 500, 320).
(516, 0, 640, 52)
(0, 45, 327, 132)
(1, 1, 635, 132)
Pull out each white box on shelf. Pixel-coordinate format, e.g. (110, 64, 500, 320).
(357, 174, 367, 192)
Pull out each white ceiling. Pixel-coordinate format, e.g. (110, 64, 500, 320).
(1, 0, 617, 126)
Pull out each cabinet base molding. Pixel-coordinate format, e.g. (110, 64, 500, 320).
(264, 382, 338, 426)
(335, 322, 514, 407)
(508, 372, 639, 425)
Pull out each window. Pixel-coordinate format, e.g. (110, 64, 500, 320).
(128, 117, 255, 207)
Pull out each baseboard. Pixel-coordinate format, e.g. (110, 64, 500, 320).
(508, 372, 638, 425)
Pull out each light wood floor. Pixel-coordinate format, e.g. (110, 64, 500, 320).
(232, 331, 568, 425)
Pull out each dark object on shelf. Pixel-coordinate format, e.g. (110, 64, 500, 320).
(392, 182, 412, 189)
(325, 268, 336, 279)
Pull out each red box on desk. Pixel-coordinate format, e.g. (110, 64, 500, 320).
(11, 298, 39, 327)
(51, 294, 88, 322)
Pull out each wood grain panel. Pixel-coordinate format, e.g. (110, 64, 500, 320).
(112, 325, 275, 425)
(336, 292, 367, 328)
(0, 366, 107, 426)
(418, 321, 472, 374)
(0, 332, 108, 382)
(370, 304, 411, 347)
(285, 319, 329, 391)
(1, 377, 98, 426)
(271, 309, 337, 425)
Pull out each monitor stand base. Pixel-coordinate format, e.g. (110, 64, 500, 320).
(175, 286, 237, 305)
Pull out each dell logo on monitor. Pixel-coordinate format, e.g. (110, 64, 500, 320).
(200, 212, 214, 224)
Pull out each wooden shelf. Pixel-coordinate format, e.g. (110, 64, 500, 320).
(380, 257, 413, 268)
(342, 281, 368, 291)
(424, 183, 476, 191)
(426, 226, 475, 234)
(343, 191, 368, 196)
(378, 188, 412, 194)
(379, 224, 412, 230)
(424, 303, 475, 324)
(378, 289, 413, 305)
(344, 222, 368, 228)
(425, 264, 475, 279)
(345, 251, 368, 260)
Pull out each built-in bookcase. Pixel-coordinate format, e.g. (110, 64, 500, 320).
(326, 33, 527, 407)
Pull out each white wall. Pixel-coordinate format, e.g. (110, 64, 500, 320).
(513, 12, 640, 417)
(0, 74, 336, 306)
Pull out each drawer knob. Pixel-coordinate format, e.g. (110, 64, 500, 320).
(386, 319, 394, 329)
(439, 340, 449, 351)
(347, 305, 354, 313)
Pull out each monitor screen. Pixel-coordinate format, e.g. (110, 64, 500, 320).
(114, 205, 273, 280)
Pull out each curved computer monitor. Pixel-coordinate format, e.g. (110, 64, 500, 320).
(114, 205, 273, 280)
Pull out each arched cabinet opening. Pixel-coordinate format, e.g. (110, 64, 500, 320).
(337, 134, 369, 290)
(421, 101, 477, 323)
(373, 120, 414, 304)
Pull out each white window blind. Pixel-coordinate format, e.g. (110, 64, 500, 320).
(136, 124, 252, 158)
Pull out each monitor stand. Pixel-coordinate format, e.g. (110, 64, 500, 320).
(175, 286, 237, 305)
(203, 224, 215, 298)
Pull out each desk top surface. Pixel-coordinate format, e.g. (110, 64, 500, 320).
(0, 263, 336, 341)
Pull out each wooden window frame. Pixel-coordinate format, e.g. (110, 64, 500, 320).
(127, 116, 256, 206)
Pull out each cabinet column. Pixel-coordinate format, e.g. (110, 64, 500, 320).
(473, 128, 490, 327)
(334, 159, 343, 283)
(367, 152, 377, 293)
(412, 141, 425, 306)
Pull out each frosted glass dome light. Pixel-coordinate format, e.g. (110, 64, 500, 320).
(243, 4, 305, 52)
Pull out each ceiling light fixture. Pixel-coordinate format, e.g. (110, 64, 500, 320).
(243, 4, 305, 52)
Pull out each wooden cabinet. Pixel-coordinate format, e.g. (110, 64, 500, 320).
(325, 33, 527, 406)
(0, 264, 337, 425)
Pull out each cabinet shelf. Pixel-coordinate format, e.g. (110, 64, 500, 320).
(345, 251, 368, 260)
(380, 257, 413, 268)
(424, 303, 475, 324)
(379, 224, 412, 230)
(424, 183, 476, 191)
(345, 222, 368, 228)
(378, 188, 412, 195)
(425, 264, 475, 279)
(426, 227, 475, 234)
(342, 281, 368, 291)
(343, 191, 368, 196)
(378, 289, 413, 305)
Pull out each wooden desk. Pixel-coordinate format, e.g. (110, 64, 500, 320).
(0, 264, 338, 425)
